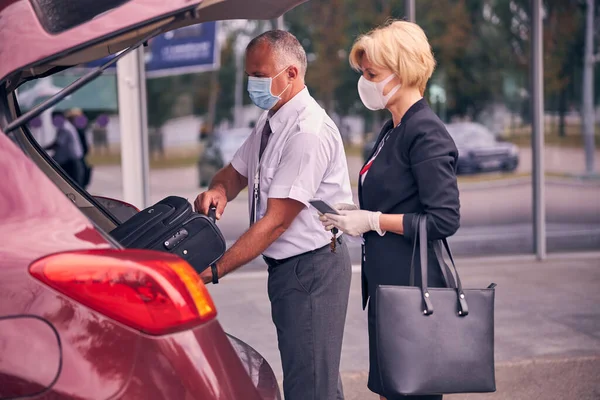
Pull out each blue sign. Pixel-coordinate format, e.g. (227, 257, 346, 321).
(86, 22, 220, 77)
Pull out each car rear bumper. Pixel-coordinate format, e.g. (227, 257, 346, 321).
(117, 319, 280, 400)
(457, 154, 519, 173)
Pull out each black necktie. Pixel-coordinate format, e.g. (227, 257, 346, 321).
(259, 120, 272, 160)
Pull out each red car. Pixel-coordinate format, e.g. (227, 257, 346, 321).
(0, 0, 304, 398)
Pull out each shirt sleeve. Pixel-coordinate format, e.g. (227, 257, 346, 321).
(402, 120, 461, 241)
(268, 132, 329, 207)
(230, 134, 254, 178)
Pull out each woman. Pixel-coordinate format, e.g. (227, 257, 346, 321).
(320, 20, 460, 400)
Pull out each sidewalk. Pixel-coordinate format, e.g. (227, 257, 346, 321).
(207, 253, 600, 400)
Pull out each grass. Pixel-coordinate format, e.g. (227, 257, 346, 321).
(344, 145, 364, 158)
(503, 133, 595, 148)
(345, 171, 574, 188)
(456, 172, 531, 184)
(87, 146, 201, 169)
(502, 124, 600, 149)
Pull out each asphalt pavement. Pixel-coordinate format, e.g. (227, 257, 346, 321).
(87, 152, 600, 267)
(207, 253, 600, 400)
(83, 150, 600, 399)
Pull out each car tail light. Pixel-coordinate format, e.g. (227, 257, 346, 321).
(29, 249, 216, 335)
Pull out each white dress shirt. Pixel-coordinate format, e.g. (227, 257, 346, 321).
(231, 87, 353, 259)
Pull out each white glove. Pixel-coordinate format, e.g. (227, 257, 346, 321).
(333, 203, 359, 211)
(317, 203, 359, 230)
(320, 209, 385, 237)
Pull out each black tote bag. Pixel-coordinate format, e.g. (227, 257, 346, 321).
(375, 214, 497, 396)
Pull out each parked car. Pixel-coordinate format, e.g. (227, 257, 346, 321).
(198, 127, 253, 187)
(0, 0, 306, 398)
(361, 122, 519, 175)
(446, 122, 519, 174)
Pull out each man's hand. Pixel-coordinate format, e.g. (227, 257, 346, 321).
(204, 198, 304, 282)
(194, 187, 227, 219)
(199, 268, 213, 284)
(320, 209, 384, 236)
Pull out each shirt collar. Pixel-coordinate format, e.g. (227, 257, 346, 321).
(268, 86, 310, 132)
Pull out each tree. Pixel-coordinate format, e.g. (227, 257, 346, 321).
(214, 33, 237, 125)
(493, 0, 584, 130)
(286, 0, 349, 115)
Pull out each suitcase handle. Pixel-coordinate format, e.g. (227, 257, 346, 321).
(207, 206, 217, 222)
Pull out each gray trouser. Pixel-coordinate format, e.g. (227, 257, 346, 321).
(266, 240, 352, 400)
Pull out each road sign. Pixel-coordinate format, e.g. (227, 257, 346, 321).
(86, 22, 220, 77)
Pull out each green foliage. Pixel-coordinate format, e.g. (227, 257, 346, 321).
(147, 0, 592, 129)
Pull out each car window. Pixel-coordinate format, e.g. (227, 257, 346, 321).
(448, 124, 495, 146)
(5, 91, 121, 234)
(216, 129, 252, 158)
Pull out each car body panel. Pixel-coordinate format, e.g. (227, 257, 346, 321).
(2, 118, 282, 400)
(361, 122, 519, 174)
(0, 0, 308, 86)
(0, 316, 61, 399)
(0, 131, 138, 399)
(446, 122, 519, 174)
(0, 127, 280, 398)
(1, 0, 300, 396)
(198, 127, 252, 186)
(119, 321, 270, 400)
(227, 334, 282, 400)
(93, 195, 139, 223)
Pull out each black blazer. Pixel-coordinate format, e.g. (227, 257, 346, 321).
(358, 98, 460, 309)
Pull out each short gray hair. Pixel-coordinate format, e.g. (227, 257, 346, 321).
(246, 30, 307, 78)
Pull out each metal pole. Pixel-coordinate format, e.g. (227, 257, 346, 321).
(531, 0, 546, 260)
(116, 47, 150, 209)
(276, 15, 285, 30)
(234, 48, 244, 128)
(583, 0, 596, 175)
(405, 0, 416, 22)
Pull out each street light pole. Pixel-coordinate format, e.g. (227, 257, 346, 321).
(405, 0, 416, 22)
(234, 47, 244, 128)
(531, 0, 546, 260)
(116, 47, 150, 209)
(582, 0, 597, 175)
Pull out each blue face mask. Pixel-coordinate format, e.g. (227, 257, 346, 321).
(247, 67, 290, 110)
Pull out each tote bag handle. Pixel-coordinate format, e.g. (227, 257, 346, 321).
(408, 214, 469, 316)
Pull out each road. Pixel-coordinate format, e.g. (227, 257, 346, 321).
(85, 150, 600, 399)
(87, 150, 600, 264)
(206, 254, 600, 399)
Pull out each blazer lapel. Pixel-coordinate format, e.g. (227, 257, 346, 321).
(358, 119, 394, 205)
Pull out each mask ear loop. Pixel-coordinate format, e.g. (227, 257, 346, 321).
(381, 74, 401, 106)
(271, 66, 292, 98)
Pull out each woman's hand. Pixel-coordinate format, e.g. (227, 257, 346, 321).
(316, 203, 358, 230)
(333, 203, 359, 211)
(320, 210, 384, 237)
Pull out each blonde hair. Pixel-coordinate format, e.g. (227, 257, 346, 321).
(349, 20, 436, 95)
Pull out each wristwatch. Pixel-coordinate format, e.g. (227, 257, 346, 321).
(210, 263, 219, 284)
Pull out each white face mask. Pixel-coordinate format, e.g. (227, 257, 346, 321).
(357, 74, 401, 111)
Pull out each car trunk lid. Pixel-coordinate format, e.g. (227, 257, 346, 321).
(0, 0, 307, 90)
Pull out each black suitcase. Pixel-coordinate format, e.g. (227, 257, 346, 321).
(110, 196, 226, 274)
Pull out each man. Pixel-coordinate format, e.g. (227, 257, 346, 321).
(194, 30, 353, 400)
(45, 110, 85, 186)
(65, 108, 92, 188)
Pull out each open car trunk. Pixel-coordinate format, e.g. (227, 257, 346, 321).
(1, 0, 307, 88)
(0, 0, 307, 236)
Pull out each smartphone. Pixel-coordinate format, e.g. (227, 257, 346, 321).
(309, 198, 340, 215)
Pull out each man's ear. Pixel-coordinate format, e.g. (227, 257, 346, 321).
(287, 66, 299, 80)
